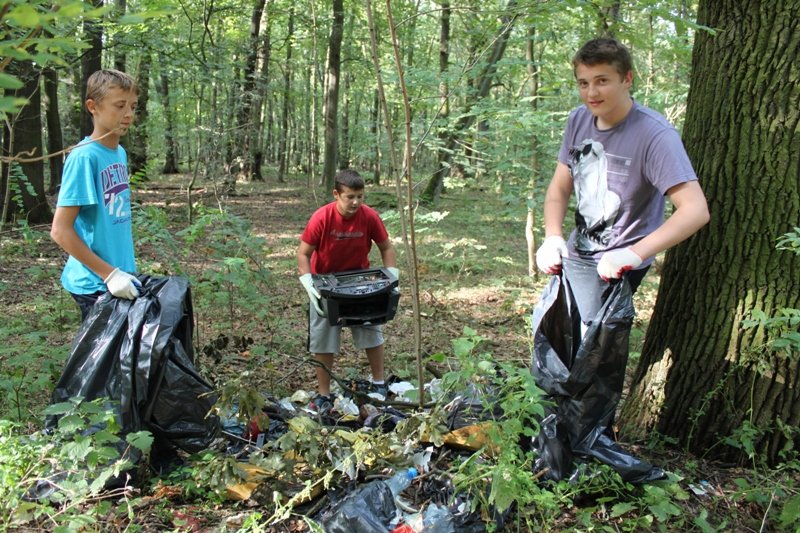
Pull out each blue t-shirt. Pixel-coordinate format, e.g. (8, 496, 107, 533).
(57, 138, 136, 294)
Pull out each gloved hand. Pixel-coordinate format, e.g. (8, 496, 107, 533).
(104, 268, 140, 299)
(386, 267, 399, 281)
(597, 247, 643, 281)
(299, 273, 325, 316)
(535, 236, 569, 274)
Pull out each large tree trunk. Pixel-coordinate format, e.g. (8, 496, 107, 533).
(422, 0, 518, 203)
(3, 62, 51, 224)
(277, 5, 295, 183)
(321, 0, 344, 190)
(620, 0, 800, 465)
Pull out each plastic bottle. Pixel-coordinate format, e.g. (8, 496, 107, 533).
(384, 467, 418, 497)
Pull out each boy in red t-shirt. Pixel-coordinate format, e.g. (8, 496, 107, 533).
(297, 169, 398, 414)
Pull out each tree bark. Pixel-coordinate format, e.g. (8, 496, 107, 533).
(159, 67, 180, 174)
(237, 0, 266, 180)
(429, 0, 451, 203)
(127, 53, 151, 177)
(277, 5, 295, 182)
(621, 0, 800, 465)
(80, 0, 104, 137)
(4, 62, 51, 224)
(43, 67, 64, 194)
(321, 0, 344, 190)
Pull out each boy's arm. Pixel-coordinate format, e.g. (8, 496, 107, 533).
(50, 206, 115, 280)
(376, 239, 397, 269)
(629, 180, 710, 260)
(535, 163, 573, 274)
(297, 240, 316, 275)
(542, 162, 573, 237)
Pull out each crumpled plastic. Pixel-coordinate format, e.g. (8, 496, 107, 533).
(530, 256, 664, 484)
(49, 275, 219, 453)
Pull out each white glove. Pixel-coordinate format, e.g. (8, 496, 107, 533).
(535, 236, 569, 274)
(104, 268, 140, 299)
(597, 247, 643, 281)
(386, 267, 399, 281)
(299, 273, 325, 316)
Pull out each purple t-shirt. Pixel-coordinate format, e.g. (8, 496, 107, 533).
(558, 102, 697, 266)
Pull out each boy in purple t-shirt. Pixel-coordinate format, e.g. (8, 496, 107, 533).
(536, 38, 709, 287)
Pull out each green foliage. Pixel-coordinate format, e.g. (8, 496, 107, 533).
(0, 398, 152, 531)
(134, 203, 273, 338)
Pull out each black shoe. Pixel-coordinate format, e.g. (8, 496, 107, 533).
(308, 394, 334, 415)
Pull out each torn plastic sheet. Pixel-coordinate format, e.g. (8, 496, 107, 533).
(530, 256, 664, 483)
(49, 275, 219, 453)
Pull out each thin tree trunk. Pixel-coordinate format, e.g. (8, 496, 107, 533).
(159, 67, 180, 174)
(127, 53, 151, 177)
(422, 0, 519, 203)
(43, 66, 64, 194)
(277, 5, 295, 183)
(238, 0, 266, 180)
(80, 0, 104, 137)
(321, 0, 344, 190)
(524, 23, 541, 276)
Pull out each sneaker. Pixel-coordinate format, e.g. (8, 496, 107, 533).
(308, 394, 334, 415)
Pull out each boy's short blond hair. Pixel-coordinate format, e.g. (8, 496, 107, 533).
(86, 69, 137, 103)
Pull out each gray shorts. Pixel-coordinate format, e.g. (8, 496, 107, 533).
(307, 305, 384, 354)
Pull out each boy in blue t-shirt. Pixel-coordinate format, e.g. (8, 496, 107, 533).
(51, 69, 141, 320)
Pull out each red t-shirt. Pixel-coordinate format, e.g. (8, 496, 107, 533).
(300, 202, 389, 274)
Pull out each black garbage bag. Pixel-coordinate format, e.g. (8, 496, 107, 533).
(50, 275, 219, 453)
(318, 481, 397, 533)
(530, 256, 664, 484)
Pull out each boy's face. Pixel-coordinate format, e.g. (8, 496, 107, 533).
(575, 62, 633, 128)
(333, 185, 364, 218)
(86, 86, 138, 139)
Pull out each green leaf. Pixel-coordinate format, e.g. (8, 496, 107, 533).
(611, 502, 636, 517)
(0, 73, 23, 90)
(648, 500, 681, 522)
(127, 430, 154, 453)
(7, 4, 41, 27)
(779, 493, 800, 529)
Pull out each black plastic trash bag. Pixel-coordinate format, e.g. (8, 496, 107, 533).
(318, 481, 397, 533)
(530, 256, 664, 484)
(50, 275, 219, 453)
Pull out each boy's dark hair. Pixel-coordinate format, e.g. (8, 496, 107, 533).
(86, 69, 137, 103)
(572, 38, 633, 79)
(334, 169, 365, 192)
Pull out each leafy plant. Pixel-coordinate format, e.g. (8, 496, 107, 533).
(0, 398, 152, 531)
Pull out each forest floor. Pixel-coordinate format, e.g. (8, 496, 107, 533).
(0, 173, 788, 531)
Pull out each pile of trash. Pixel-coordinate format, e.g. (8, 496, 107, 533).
(218, 379, 495, 532)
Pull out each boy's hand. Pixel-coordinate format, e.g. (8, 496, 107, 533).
(387, 267, 399, 281)
(597, 247, 642, 281)
(536, 236, 569, 274)
(299, 273, 325, 316)
(104, 268, 140, 299)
